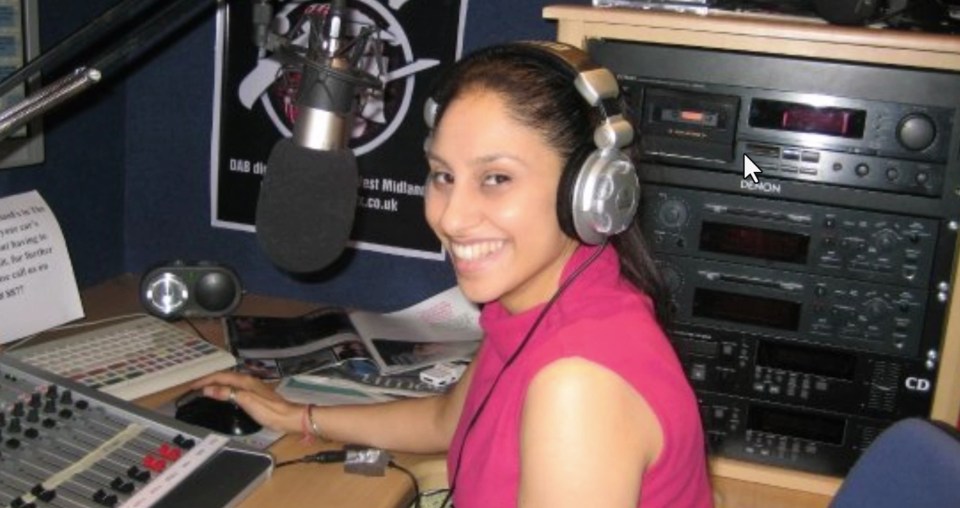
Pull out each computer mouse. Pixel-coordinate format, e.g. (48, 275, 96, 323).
(175, 393, 262, 436)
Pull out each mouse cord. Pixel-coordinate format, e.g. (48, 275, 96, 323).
(181, 316, 218, 347)
(440, 241, 608, 508)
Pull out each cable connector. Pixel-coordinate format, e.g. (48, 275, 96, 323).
(344, 444, 392, 476)
(304, 450, 347, 463)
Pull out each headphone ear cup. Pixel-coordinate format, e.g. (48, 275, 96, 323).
(557, 145, 595, 241)
(567, 149, 641, 245)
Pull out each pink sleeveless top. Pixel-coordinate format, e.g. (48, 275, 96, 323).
(447, 245, 713, 507)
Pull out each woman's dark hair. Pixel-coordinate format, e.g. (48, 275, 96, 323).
(429, 45, 671, 326)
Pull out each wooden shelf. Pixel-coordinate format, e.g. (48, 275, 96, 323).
(544, 5, 960, 70)
(711, 458, 840, 496)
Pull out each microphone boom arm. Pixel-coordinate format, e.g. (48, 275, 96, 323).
(0, 68, 101, 140)
(0, 0, 219, 141)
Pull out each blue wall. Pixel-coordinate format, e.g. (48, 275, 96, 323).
(0, 0, 128, 287)
(1, 0, 589, 312)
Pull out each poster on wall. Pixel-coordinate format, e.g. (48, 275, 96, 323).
(210, 0, 467, 260)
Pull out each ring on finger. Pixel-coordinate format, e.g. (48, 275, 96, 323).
(228, 387, 238, 403)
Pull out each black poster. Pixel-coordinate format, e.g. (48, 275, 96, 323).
(211, 0, 467, 259)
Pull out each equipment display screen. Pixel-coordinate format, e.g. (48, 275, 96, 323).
(693, 288, 801, 330)
(757, 341, 856, 380)
(657, 107, 721, 128)
(747, 405, 846, 445)
(700, 221, 810, 264)
(750, 99, 866, 139)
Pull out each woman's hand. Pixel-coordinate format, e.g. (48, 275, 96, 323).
(190, 371, 302, 434)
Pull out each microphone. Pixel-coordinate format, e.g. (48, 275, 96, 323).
(255, 0, 380, 273)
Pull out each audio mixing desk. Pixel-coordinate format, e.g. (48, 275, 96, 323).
(0, 354, 273, 508)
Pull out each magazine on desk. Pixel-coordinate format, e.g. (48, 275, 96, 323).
(276, 361, 452, 407)
(225, 287, 483, 378)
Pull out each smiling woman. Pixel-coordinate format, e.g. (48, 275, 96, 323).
(419, 41, 712, 508)
(194, 40, 713, 508)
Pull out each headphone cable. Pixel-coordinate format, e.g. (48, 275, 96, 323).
(440, 241, 608, 507)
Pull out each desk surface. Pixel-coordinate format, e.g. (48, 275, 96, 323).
(78, 275, 836, 508)
(76, 274, 446, 508)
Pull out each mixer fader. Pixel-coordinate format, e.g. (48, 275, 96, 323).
(0, 356, 273, 508)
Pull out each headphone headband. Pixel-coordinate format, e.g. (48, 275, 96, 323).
(424, 41, 633, 149)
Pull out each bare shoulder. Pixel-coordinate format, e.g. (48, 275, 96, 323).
(528, 357, 629, 397)
(518, 358, 664, 506)
(524, 357, 663, 467)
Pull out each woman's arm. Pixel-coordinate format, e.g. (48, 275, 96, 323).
(193, 361, 476, 454)
(518, 358, 662, 508)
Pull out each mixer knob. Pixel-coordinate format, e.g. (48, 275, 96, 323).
(873, 229, 899, 252)
(110, 477, 136, 494)
(173, 434, 196, 450)
(93, 489, 119, 507)
(897, 113, 936, 151)
(659, 263, 684, 294)
(26, 409, 38, 423)
(143, 455, 168, 473)
(12, 402, 24, 417)
(864, 298, 891, 320)
(658, 199, 689, 228)
(158, 443, 183, 461)
(8, 417, 21, 433)
(127, 465, 152, 482)
(59, 390, 73, 405)
(43, 399, 56, 414)
(31, 484, 56, 502)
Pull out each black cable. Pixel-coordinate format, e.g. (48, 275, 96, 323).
(441, 241, 609, 507)
(273, 452, 423, 508)
(388, 461, 422, 508)
(182, 317, 216, 346)
(274, 457, 306, 468)
(274, 450, 348, 468)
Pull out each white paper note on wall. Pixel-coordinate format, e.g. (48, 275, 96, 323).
(0, 190, 83, 343)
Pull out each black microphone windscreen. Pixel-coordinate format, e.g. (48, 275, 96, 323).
(256, 138, 359, 273)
